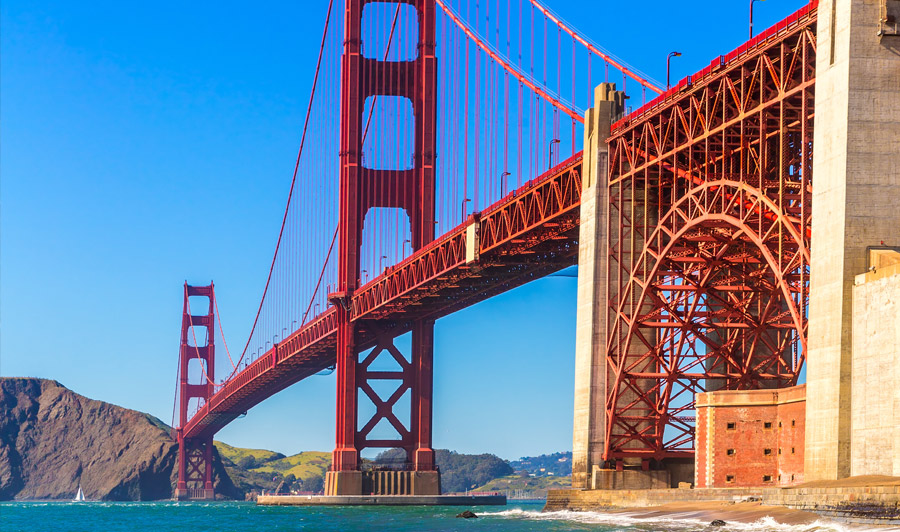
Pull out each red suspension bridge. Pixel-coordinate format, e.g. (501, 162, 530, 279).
(173, 0, 816, 498)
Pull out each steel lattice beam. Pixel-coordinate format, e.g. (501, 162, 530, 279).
(602, 5, 816, 462)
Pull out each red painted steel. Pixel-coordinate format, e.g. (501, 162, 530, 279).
(434, 0, 582, 121)
(525, 0, 663, 95)
(331, 0, 439, 473)
(180, 156, 583, 442)
(175, 0, 821, 481)
(175, 283, 216, 498)
(602, 4, 816, 463)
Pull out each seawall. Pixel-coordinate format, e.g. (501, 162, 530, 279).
(546, 477, 900, 526)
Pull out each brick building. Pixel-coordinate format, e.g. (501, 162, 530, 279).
(695, 385, 805, 488)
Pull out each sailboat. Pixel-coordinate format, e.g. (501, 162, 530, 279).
(73, 485, 85, 502)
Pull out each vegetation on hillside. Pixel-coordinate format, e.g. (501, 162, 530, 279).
(509, 451, 572, 477)
(472, 472, 570, 497)
(214, 442, 570, 498)
(374, 448, 514, 493)
(214, 442, 330, 495)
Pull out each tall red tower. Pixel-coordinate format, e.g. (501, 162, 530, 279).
(175, 283, 216, 500)
(326, 0, 440, 496)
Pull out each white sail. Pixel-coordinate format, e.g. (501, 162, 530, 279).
(74, 486, 85, 502)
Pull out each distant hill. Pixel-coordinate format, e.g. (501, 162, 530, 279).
(0, 377, 571, 500)
(471, 452, 572, 498)
(473, 473, 570, 497)
(0, 377, 239, 500)
(215, 442, 330, 494)
(219, 445, 523, 495)
(374, 448, 514, 493)
(510, 451, 572, 477)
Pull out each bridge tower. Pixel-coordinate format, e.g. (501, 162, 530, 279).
(804, 0, 900, 481)
(571, 83, 624, 489)
(174, 283, 216, 500)
(326, 0, 440, 496)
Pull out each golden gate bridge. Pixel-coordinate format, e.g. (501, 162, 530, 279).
(172, 0, 815, 499)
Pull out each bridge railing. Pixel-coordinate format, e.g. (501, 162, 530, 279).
(612, 0, 819, 132)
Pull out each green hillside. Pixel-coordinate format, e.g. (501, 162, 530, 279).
(215, 441, 285, 465)
(250, 451, 332, 481)
(214, 441, 572, 498)
(473, 473, 570, 497)
(214, 441, 331, 495)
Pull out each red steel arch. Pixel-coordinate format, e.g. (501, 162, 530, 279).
(602, 4, 817, 463)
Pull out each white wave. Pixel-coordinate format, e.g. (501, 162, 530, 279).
(480, 507, 880, 531)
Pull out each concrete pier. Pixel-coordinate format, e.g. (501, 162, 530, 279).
(805, 0, 900, 482)
(850, 255, 900, 476)
(571, 83, 624, 489)
(257, 494, 506, 506)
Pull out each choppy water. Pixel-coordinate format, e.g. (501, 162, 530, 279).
(0, 500, 873, 531)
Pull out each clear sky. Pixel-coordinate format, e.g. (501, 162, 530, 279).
(1, 0, 808, 460)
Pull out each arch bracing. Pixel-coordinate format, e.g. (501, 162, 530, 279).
(602, 9, 816, 463)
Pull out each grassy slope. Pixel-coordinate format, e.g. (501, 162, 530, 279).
(250, 451, 331, 481)
(215, 441, 571, 497)
(473, 474, 570, 494)
(215, 441, 285, 464)
(214, 441, 332, 494)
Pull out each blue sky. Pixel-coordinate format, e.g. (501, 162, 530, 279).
(1, 0, 808, 460)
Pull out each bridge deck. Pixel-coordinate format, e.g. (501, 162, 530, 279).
(183, 154, 584, 440)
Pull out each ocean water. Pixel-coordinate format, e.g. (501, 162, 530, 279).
(0, 501, 867, 531)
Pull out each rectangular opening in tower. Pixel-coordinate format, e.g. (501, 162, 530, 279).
(361, 95, 415, 171)
(361, 2, 419, 61)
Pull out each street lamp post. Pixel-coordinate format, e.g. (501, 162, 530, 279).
(548, 139, 560, 170)
(750, 0, 765, 39)
(667, 51, 682, 90)
(500, 171, 511, 197)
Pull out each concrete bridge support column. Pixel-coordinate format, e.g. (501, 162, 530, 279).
(571, 84, 624, 489)
(805, 0, 900, 481)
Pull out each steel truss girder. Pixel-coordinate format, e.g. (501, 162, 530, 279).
(602, 9, 816, 462)
(180, 155, 583, 443)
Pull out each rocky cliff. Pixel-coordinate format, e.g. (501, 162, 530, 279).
(0, 377, 239, 500)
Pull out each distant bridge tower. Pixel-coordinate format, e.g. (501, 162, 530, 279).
(326, 0, 440, 496)
(174, 283, 216, 500)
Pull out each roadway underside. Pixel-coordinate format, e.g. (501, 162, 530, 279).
(183, 156, 583, 440)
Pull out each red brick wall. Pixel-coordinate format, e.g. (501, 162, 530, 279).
(775, 397, 805, 485)
(694, 385, 805, 488)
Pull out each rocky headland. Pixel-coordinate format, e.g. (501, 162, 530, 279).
(0, 377, 239, 500)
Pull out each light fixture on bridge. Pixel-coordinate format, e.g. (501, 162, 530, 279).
(667, 51, 682, 90)
(548, 139, 560, 170)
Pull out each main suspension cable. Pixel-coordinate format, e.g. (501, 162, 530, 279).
(235, 0, 336, 376)
(526, 0, 663, 94)
(435, 0, 584, 123)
